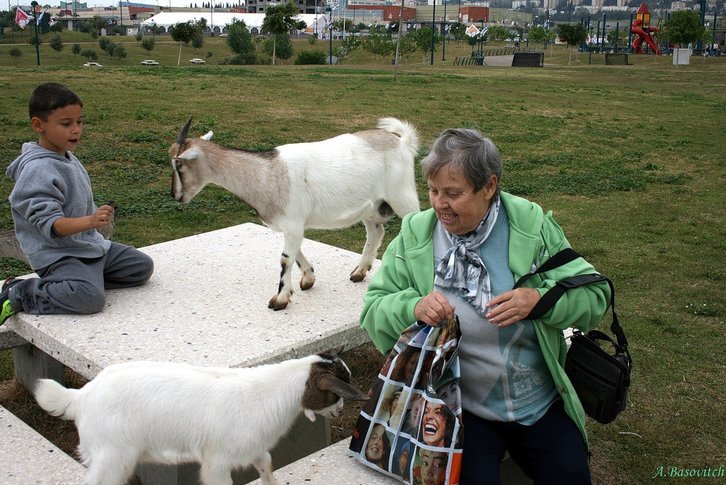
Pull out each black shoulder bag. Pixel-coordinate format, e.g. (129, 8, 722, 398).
(515, 248, 632, 424)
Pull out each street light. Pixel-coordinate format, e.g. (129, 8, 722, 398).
(442, 0, 447, 61)
(31, 0, 40, 66)
(326, 6, 333, 64)
(430, 0, 436, 65)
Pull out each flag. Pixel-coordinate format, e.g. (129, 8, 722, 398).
(38, 10, 51, 33)
(15, 7, 30, 29)
(465, 24, 480, 38)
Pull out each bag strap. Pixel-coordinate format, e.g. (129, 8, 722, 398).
(515, 248, 629, 353)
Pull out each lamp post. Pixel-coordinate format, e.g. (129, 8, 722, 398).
(430, 0, 436, 65)
(326, 6, 333, 64)
(31, 0, 40, 66)
(442, 0, 447, 61)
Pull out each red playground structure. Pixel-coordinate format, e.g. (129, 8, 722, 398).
(632, 2, 662, 54)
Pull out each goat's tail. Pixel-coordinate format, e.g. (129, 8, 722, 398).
(34, 379, 80, 421)
(377, 117, 420, 159)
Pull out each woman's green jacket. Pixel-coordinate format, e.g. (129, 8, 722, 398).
(360, 191, 611, 445)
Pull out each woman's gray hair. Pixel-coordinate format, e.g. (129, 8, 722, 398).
(421, 128, 502, 194)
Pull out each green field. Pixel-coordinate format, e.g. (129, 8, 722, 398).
(0, 35, 724, 484)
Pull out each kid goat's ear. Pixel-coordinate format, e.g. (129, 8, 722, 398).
(317, 374, 369, 402)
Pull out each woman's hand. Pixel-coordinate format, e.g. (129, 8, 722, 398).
(415, 291, 455, 327)
(485, 287, 540, 327)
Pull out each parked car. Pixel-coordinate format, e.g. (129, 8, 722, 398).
(189, 58, 206, 64)
(83, 61, 103, 67)
(141, 59, 160, 66)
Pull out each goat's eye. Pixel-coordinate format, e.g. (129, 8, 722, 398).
(173, 160, 183, 171)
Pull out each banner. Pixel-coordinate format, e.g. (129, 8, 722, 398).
(15, 7, 30, 29)
(38, 11, 51, 33)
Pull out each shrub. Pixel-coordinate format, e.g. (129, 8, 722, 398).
(9, 47, 22, 62)
(141, 37, 155, 52)
(81, 49, 98, 61)
(295, 50, 327, 65)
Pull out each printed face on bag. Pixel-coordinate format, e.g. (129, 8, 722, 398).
(395, 443, 412, 479)
(418, 449, 448, 485)
(365, 424, 390, 467)
(415, 353, 435, 390)
(405, 394, 425, 433)
(421, 401, 449, 447)
(435, 380, 461, 415)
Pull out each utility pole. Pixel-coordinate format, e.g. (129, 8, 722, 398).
(31, 0, 40, 66)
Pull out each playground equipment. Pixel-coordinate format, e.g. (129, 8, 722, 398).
(631, 2, 662, 54)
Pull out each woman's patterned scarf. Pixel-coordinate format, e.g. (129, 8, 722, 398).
(434, 197, 501, 316)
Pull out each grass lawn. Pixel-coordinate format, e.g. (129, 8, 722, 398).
(0, 33, 724, 483)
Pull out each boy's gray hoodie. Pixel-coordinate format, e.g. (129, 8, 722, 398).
(6, 142, 111, 270)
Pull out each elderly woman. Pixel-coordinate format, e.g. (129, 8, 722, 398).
(360, 128, 610, 484)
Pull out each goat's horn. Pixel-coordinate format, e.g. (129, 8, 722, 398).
(176, 117, 193, 146)
(317, 374, 369, 401)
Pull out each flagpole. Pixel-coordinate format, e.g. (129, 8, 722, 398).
(31, 1, 40, 66)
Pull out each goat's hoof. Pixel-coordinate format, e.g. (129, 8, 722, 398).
(349, 266, 369, 283)
(300, 277, 315, 291)
(268, 295, 289, 311)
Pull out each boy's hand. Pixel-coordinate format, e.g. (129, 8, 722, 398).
(93, 205, 115, 228)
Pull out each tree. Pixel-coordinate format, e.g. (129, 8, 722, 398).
(410, 27, 440, 64)
(88, 16, 109, 36)
(264, 34, 293, 61)
(141, 37, 156, 52)
(112, 43, 127, 60)
(226, 19, 256, 64)
(487, 25, 510, 41)
(606, 28, 627, 49)
(557, 23, 588, 65)
(192, 32, 205, 51)
(361, 33, 395, 59)
(9, 47, 22, 65)
(261, 1, 300, 65)
(295, 50, 326, 65)
(449, 23, 467, 42)
(170, 20, 204, 65)
(50, 34, 64, 54)
(662, 10, 705, 48)
(528, 26, 549, 45)
(81, 49, 98, 61)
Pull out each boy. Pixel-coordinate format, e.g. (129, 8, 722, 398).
(1, 83, 154, 325)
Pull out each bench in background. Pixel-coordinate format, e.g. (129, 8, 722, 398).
(512, 52, 544, 67)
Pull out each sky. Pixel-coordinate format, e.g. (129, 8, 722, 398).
(8, 1, 236, 9)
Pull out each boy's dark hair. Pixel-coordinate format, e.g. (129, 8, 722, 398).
(29, 83, 83, 120)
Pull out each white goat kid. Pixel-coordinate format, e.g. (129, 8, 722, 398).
(34, 348, 368, 485)
(169, 118, 420, 310)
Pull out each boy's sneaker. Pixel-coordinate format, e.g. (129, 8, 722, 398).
(0, 278, 22, 325)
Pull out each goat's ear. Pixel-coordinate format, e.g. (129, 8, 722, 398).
(317, 374, 369, 402)
(177, 147, 202, 161)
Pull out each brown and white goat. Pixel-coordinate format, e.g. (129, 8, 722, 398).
(34, 347, 368, 485)
(169, 118, 420, 310)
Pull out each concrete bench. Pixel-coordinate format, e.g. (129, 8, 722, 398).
(512, 52, 544, 67)
(249, 439, 533, 485)
(605, 52, 629, 65)
(0, 326, 26, 351)
(6, 222, 378, 484)
(0, 405, 86, 484)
